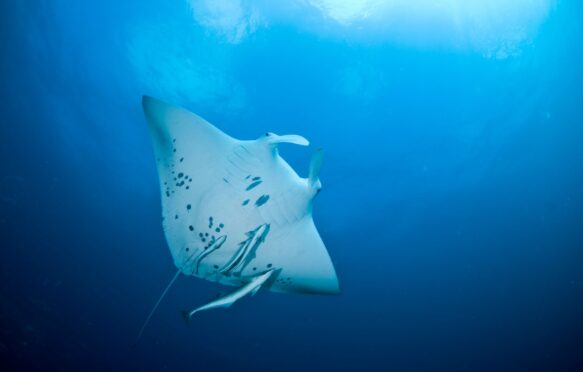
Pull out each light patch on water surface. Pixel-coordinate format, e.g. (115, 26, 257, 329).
(187, 0, 556, 58)
(306, 0, 383, 25)
(188, 0, 264, 44)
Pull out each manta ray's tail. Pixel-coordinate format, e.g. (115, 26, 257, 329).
(181, 310, 191, 324)
(133, 269, 182, 347)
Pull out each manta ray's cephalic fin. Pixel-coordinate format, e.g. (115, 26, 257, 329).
(266, 132, 309, 146)
(308, 149, 324, 188)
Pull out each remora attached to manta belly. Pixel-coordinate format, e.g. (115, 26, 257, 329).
(136, 95, 339, 337)
(218, 223, 270, 276)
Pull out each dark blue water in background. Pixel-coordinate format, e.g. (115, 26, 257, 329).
(1, 1, 582, 370)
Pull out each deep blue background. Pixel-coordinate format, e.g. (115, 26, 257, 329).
(1, 1, 582, 370)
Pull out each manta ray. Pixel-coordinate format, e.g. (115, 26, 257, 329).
(136, 96, 339, 340)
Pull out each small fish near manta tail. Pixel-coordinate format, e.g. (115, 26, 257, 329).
(182, 269, 275, 323)
(135, 96, 339, 343)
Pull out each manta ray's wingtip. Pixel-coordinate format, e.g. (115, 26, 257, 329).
(142, 95, 162, 110)
(141, 95, 177, 130)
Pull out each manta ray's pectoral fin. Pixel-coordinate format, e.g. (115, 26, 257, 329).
(181, 270, 275, 323)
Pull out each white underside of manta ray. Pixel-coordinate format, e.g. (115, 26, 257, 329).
(136, 96, 339, 338)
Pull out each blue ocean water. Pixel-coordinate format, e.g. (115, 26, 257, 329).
(1, 0, 582, 370)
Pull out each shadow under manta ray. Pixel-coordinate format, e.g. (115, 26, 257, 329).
(135, 96, 339, 343)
